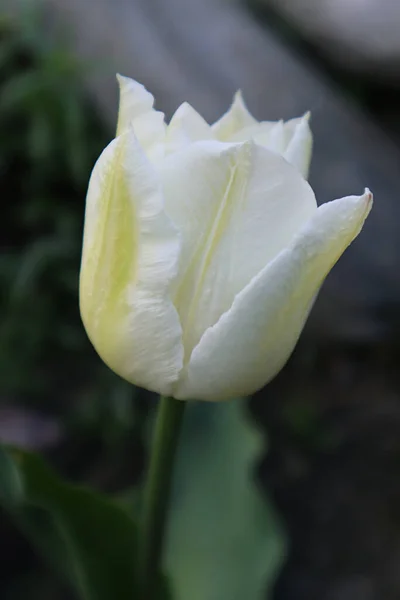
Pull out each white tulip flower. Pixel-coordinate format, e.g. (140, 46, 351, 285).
(80, 75, 372, 401)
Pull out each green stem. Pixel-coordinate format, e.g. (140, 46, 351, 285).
(139, 395, 185, 599)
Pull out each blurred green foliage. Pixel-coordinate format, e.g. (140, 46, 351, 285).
(166, 399, 286, 600)
(0, 445, 171, 600)
(0, 13, 133, 419)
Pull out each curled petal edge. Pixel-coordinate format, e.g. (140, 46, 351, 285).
(173, 190, 372, 401)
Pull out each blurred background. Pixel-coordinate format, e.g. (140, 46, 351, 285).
(1, 0, 400, 599)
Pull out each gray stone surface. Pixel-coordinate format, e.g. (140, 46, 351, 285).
(4, 0, 400, 345)
(255, 0, 400, 80)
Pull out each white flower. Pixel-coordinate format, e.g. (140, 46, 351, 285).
(79, 75, 372, 401)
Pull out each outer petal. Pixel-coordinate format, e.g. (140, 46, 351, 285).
(80, 129, 183, 394)
(159, 140, 317, 360)
(116, 74, 166, 156)
(173, 190, 372, 401)
(212, 90, 258, 140)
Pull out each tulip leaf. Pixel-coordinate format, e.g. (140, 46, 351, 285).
(0, 446, 169, 600)
(165, 399, 286, 600)
(0, 443, 24, 507)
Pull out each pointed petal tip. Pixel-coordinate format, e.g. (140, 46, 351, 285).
(364, 187, 373, 201)
(116, 73, 131, 87)
(358, 187, 373, 216)
(116, 73, 146, 93)
(363, 188, 373, 217)
(233, 89, 244, 102)
(170, 101, 194, 119)
(295, 112, 311, 131)
(232, 89, 249, 111)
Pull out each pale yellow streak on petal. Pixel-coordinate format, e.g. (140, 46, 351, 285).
(80, 135, 137, 363)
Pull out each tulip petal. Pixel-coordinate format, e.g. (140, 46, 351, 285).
(212, 90, 258, 140)
(165, 102, 214, 154)
(116, 75, 166, 156)
(174, 190, 372, 400)
(283, 114, 313, 178)
(159, 140, 317, 360)
(80, 129, 183, 394)
(226, 121, 282, 146)
(220, 114, 312, 177)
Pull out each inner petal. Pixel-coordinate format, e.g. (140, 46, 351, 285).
(212, 90, 258, 140)
(165, 102, 214, 155)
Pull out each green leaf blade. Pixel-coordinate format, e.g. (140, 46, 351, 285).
(166, 399, 286, 600)
(1, 449, 139, 600)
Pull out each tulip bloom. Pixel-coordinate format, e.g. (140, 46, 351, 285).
(80, 75, 372, 401)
